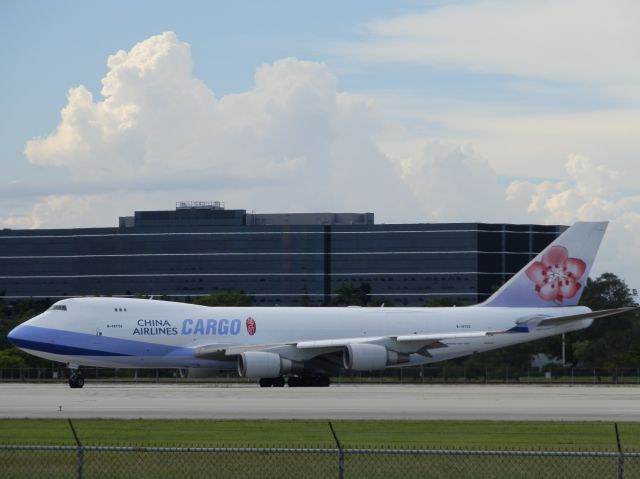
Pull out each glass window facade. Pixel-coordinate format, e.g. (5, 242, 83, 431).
(0, 208, 563, 305)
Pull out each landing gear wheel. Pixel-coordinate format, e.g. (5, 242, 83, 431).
(314, 375, 330, 387)
(259, 377, 285, 387)
(259, 378, 274, 387)
(288, 376, 303, 387)
(68, 372, 85, 389)
(287, 374, 330, 387)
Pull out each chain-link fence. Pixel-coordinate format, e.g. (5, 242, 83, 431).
(1, 444, 639, 478)
(0, 421, 636, 479)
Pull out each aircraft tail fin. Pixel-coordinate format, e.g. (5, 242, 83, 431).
(479, 221, 608, 307)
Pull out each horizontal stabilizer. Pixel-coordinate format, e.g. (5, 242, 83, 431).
(499, 306, 638, 334)
(535, 306, 637, 328)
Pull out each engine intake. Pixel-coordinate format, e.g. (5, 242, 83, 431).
(237, 351, 303, 378)
(343, 343, 410, 371)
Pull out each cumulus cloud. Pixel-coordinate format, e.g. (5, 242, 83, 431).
(391, 141, 506, 222)
(22, 32, 417, 221)
(25, 32, 216, 178)
(506, 155, 624, 223)
(506, 155, 640, 288)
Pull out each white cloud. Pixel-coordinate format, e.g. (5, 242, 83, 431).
(25, 32, 216, 178)
(506, 155, 640, 290)
(391, 141, 506, 222)
(441, 108, 640, 184)
(22, 32, 418, 221)
(349, 0, 640, 188)
(0, 196, 94, 230)
(347, 0, 640, 99)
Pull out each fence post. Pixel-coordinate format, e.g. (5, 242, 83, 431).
(328, 421, 344, 479)
(68, 418, 84, 479)
(615, 423, 624, 479)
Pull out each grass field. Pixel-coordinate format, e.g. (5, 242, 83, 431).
(2, 420, 640, 478)
(1, 419, 639, 451)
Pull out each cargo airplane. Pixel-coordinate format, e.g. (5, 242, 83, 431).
(7, 221, 634, 388)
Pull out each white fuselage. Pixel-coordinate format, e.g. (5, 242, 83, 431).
(10, 297, 593, 370)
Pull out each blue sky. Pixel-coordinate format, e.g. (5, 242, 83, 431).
(2, 0, 614, 182)
(1, 0, 639, 289)
(1, 1, 413, 175)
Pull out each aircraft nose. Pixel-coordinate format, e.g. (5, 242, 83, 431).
(7, 320, 38, 349)
(7, 324, 24, 347)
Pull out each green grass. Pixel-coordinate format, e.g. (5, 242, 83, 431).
(1, 419, 640, 451)
(2, 420, 640, 478)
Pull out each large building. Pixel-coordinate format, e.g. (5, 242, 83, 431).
(0, 202, 564, 306)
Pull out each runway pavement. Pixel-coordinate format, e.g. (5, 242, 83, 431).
(2, 383, 640, 420)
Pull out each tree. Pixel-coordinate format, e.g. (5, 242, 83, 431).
(580, 273, 638, 310)
(0, 299, 50, 351)
(334, 283, 371, 306)
(369, 297, 393, 307)
(193, 291, 253, 307)
(0, 299, 52, 368)
(447, 272, 639, 370)
(569, 273, 639, 367)
(424, 297, 467, 307)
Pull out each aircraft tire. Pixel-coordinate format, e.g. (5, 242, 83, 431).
(68, 372, 85, 389)
(288, 374, 330, 387)
(259, 378, 274, 387)
(273, 376, 285, 387)
(314, 375, 330, 387)
(287, 376, 303, 387)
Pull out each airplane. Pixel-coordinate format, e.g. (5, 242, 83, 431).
(7, 221, 636, 388)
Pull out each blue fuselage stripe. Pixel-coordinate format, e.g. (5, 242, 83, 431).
(9, 325, 194, 358)
(9, 337, 132, 357)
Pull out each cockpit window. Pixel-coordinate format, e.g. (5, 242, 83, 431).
(49, 304, 67, 311)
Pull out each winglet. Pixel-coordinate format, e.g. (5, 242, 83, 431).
(479, 222, 608, 307)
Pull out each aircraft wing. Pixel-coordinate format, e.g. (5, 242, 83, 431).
(193, 307, 637, 360)
(193, 331, 498, 360)
(194, 342, 297, 359)
(296, 332, 491, 349)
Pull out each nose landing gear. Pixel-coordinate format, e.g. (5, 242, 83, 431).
(68, 370, 85, 388)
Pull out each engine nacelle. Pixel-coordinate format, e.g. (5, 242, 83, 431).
(343, 344, 410, 371)
(237, 351, 303, 378)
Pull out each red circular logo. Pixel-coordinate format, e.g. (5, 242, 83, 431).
(246, 317, 256, 336)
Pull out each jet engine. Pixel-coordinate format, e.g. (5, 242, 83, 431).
(343, 343, 410, 371)
(237, 351, 303, 378)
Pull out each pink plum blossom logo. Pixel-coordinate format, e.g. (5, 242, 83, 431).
(525, 246, 586, 302)
(246, 317, 256, 336)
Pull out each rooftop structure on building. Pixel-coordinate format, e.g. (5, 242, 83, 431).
(119, 202, 374, 229)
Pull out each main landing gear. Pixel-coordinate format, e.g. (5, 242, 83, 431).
(259, 377, 286, 387)
(258, 374, 331, 387)
(68, 370, 85, 388)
